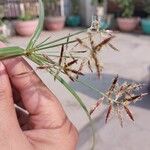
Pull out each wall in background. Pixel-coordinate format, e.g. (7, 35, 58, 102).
(79, 0, 95, 27)
(64, 0, 71, 17)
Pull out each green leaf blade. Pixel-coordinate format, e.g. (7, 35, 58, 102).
(37, 29, 86, 49)
(26, 0, 45, 50)
(0, 46, 24, 60)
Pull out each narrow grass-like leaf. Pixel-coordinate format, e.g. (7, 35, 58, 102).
(76, 79, 113, 103)
(0, 46, 24, 60)
(37, 30, 86, 48)
(26, 0, 44, 50)
(36, 36, 51, 48)
(37, 39, 78, 51)
(66, 33, 70, 50)
(54, 75, 95, 150)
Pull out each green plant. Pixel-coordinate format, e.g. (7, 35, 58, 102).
(0, 1, 146, 150)
(115, 0, 135, 17)
(143, 0, 150, 16)
(43, 0, 61, 16)
(0, 20, 3, 26)
(71, 0, 79, 15)
(0, 20, 7, 43)
(0, 5, 4, 19)
(0, 34, 7, 43)
(18, 12, 36, 21)
(91, 0, 103, 5)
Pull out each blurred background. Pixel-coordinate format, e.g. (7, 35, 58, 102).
(0, 0, 150, 36)
(0, 0, 150, 150)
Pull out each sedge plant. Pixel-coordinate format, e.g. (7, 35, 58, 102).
(0, 0, 147, 149)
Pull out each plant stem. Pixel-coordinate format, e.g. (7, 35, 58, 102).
(52, 75, 95, 150)
(26, 0, 44, 50)
(76, 79, 113, 102)
(77, 79, 123, 105)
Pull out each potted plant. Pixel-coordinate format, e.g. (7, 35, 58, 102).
(91, 0, 104, 16)
(66, 0, 81, 27)
(141, 0, 150, 34)
(15, 12, 38, 36)
(44, 0, 65, 30)
(115, 0, 139, 32)
(96, 0, 104, 16)
(0, 20, 7, 42)
(91, 0, 113, 30)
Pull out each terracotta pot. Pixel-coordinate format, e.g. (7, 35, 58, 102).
(117, 17, 139, 32)
(15, 20, 38, 36)
(45, 16, 65, 31)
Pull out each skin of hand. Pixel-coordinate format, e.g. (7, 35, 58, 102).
(0, 42, 78, 150)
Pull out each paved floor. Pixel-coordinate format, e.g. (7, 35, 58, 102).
(8, 28, 150, 150)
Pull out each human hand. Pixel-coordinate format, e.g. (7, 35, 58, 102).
(0, 42, 78, 150)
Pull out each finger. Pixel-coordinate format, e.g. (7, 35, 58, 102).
(3, 57, 68, 130)
(0, 61, 21, 133)
(0, 43, 35, 149)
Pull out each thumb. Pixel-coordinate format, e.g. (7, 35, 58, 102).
(0, 61, 35, 150)
(0, 61, 21, 134)
(0, 42, 23, 138)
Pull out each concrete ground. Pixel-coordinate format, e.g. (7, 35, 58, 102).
(8, 28, 150, 150)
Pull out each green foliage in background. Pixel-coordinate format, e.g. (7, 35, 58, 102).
(91, 0, 103, 5)
(19, 14, 36, 21)
(115, 0, 135, 18)
(71, 0, 79, 15)
(0, 34, 7, 43)
(143, 0, 150, 15)
(43, 0, 61, 16)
